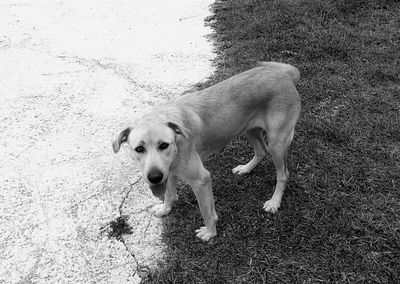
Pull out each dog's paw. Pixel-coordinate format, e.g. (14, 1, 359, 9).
(263, 199, 280, 214)
(232, 164, 253, 175)
(195, 226, 217, 242)
(150, 203, 172, 217)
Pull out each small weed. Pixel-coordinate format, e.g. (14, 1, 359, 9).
(107, 215, 133, 240)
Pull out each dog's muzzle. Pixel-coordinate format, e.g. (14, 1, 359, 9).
(149, 183, 167, 198)
(147, 168, 167, 198)
(147, 168, 164, 184)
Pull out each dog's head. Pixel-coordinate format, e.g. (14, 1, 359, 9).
(112, 119, 187, 198)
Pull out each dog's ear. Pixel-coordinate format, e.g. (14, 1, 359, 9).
(167, 122, 187, 140)
(112, 127, 132, 153)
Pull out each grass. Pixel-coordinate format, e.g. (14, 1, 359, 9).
(142, 0, 400, 282)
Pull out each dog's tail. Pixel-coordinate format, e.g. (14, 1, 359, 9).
(257, 61, 300, 86)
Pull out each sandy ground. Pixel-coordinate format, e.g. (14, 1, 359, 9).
(0, 0, 214, 282)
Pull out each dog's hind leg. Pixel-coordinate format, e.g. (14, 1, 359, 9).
(263, 116, 297, 213)
(151, 175, 178, 217)
(232, 128, 268, 175)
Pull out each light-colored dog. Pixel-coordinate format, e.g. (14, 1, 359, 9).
(112, 62, 301, 241)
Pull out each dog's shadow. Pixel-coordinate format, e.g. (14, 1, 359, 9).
(148, 138, 311, 281)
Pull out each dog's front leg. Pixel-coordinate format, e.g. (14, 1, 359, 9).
(188, 169, 218, 242)
(150, 175, 178, 217)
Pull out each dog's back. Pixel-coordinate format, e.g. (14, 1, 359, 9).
(177, 61, 299, 106)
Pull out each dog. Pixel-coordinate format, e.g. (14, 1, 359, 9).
(112, 62, 301, 241)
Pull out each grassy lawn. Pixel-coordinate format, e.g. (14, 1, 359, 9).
(142, 0, 399, 282)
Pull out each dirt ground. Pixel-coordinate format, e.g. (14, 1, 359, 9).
(0, 0, 214, 282)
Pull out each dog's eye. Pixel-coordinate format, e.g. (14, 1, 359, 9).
(135, 146, 145, 153)
(159, 143, 169, 150)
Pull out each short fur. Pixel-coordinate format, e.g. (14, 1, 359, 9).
(113, 62, 301, 241)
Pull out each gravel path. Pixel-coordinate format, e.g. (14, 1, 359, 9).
(0, 1, 214, 282)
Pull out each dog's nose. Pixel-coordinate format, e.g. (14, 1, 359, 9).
(147, 168, 163, 184)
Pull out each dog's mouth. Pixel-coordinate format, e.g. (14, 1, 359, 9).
(149, 182, 167, 198)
